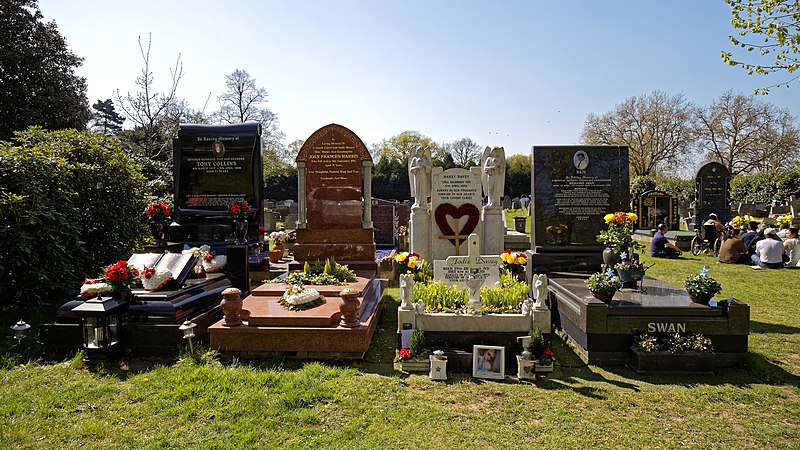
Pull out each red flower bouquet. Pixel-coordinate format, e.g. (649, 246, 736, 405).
(228, 200, 250, 219)
(145, 200, 172, 220)
(103, 260, 140, 291)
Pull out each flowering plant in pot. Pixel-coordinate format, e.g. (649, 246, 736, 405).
(614, 251, 648, 283)
(585, 269, 622, 303)
(102, 260, 140, 300)
(394, 252, 431, 282)
(501, 248, 527, 280)
(684, 266, 722, 305)
(267, 230, 290, 247)
(144, 200, 172, 220)
(731, 213, 752, 228)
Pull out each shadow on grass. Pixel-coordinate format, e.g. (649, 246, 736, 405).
(750, 320, 800, 335)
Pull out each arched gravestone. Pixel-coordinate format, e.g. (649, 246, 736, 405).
(293, 124, 376, 264)
(694, 162, 731, 223)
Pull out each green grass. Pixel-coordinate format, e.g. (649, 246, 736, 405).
(504, 208, 531, 234)
(1, 257, 799, 449)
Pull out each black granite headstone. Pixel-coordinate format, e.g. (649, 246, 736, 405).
(172, 123, 263, 244)
(636, 190, 679, 230)
(531, 145, 630, 250)
(694, 162, 731, 223)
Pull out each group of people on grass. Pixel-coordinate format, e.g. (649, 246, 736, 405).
(649, 213, 800, 269)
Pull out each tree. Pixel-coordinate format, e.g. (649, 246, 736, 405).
(696, 90, 800, 175)
(0, 0, 90, 141)
(373, 131, 442, 162)
(89, 99, 125, 135)
(212, 69, 285, 156)
(115, 34, 184, 163)
(722, 0, 800, 94)
(445, 137, 482, 168)
(504, 154, 531, 199)
(581, 91, 697, 177)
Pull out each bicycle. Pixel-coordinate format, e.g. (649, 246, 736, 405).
(690, 224, 721, 256)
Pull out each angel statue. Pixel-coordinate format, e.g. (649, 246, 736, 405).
(408, 146, 432, 208)
(481, 146, 506, 208)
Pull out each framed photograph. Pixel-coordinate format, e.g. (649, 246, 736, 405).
(472, 345, 505, 379)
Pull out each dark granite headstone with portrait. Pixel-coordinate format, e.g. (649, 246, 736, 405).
(529, 145, 630, 272)
(694, 162, 731, 223)
(636, 190, 679, 231)
(172, 123, 263, 244)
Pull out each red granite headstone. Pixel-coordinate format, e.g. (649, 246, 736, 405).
(294, 124, 376, 264)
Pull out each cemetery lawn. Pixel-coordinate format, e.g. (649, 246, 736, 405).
(2, 255, 799, 449)
(504, 208, 531, 234)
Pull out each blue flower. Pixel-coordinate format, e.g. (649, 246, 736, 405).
(605, 268, 614, 278)
(699, 266, 709, 277)
(620, 251, 628, 260)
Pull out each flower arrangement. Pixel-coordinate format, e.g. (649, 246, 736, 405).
(633, 330, 714, 354)
(397, 348, 412, 361)
(228, 200, 250, 220)
(501, 249, 527, 278)
(283, 256, 356, 286)
(394, 252, 431, 282)
(267, 230, 290, 245)
(597, 212, 643, 254)
(182, 245, 226, 275)
(414, 273, 527, 314)
(141, 267, 173, 291)
(585, 269, 622, 292)
(731, 213, 753, 228)
(538, 349, 555, 366)
(103, 260, 140, 291)
(144, 200, 172, 220)
(79, 278, 111, 297)
(398, 225, 408, 237)
(776, 214, 793, 226)
(684, 266, 722, 296)
(546, 223, 569, 245)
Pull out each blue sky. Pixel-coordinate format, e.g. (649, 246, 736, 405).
(41, 0, 799, 155)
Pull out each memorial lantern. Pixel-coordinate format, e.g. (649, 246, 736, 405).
(429, 349, 448, 381)
(72, 296, 127, 362)
(178, 319, 197, 352)
(10, 320, 31, 342)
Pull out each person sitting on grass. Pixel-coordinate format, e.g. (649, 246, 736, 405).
(650, 223, 682, 258)
(741, 221, 759, 255)
(751, 228, 785, 269)
(718, 228, 749, 264)
(783, 227, 800, 267)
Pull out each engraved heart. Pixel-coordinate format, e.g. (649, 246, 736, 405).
(523, 365, 533, 374)
(434, 203, 480, 247)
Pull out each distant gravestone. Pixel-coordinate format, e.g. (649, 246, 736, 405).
(694, 162, 731, 223)
(372, 198, 399, 246)
(263, 210, 276, 233)
(430, 167, 483, 261)
(294, 124, 375, 263)
(636, 190, 679, 230)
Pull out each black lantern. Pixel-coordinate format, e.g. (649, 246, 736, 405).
(72, 296, 127, 362)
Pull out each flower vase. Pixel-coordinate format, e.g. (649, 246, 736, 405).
(274, 242, 286, 257)
(686, 290, 713, 305)
(339, 288, 361, 328)
(220, 288, 243, 327)
(149, 219, 168, 247)
(113, 286, 133, 303)
(268, 248, 283, 263)
(591, 289, 616, 304)
(233, 219, 248, 245)
(602, 247, 620, 269)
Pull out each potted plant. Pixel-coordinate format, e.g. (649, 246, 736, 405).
(585, 269, 622, 303)
(228, 200, 250, 244)
(102, 260, 140, 302)
(394, 252, 431, 283)
(267, 230, 290, 261)
(501, 249, 527, 281)
(527, 328, 555, 373)
(614, 252, 647, 283)
(629, 330, 714, 374)
(596, 212, 643, 266)
(546, 223, 569, 245)
(397, 329, 431, 372)
(144, 199, 172, 246)
(684, 266, 722, 305)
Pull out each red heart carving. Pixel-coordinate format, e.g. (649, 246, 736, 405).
(434, 203, 480, 247)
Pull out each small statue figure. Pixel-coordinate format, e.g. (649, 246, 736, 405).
(408, 146, 432, 208)
(521, 298, 534, 316)
(399, 273, 414, 311)
(415, 299, 425, 314)
(481, 146, 506, 208)
(534, 274, 549, 307)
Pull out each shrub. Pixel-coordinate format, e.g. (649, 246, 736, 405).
(0, 128, 147, 307)
(730, 168, 800, 203)
(630, 175, 656, 198)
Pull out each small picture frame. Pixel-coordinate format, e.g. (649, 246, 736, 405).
(472, 345, 505, 379)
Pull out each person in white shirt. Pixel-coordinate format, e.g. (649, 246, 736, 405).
(751, 228, 785, 269)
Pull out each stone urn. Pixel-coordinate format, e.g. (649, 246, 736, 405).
(220, 287, 243, 327)
(602, 247, 620, 269)
(338, 288, 361, 328)
(686, 290, 713, 305)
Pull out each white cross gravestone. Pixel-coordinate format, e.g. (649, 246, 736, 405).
(434, 233, 502, 314)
